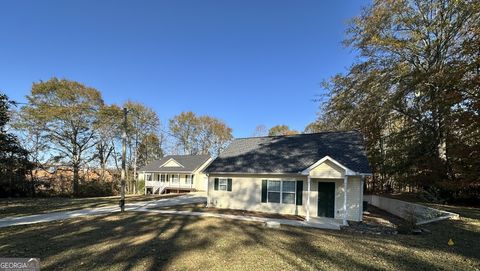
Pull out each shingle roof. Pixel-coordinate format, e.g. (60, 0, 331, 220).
(140, 155, 211, 173)
(204, 131, 371, 174)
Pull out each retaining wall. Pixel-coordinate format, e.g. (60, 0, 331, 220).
(364, 195, 459, 225)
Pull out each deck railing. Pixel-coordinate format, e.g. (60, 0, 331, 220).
(145, 173, 194, 189)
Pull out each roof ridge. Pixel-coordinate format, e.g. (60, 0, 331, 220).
(234, 130, 360, 140)
(164, 154, 211, 157)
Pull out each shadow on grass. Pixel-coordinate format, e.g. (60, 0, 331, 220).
(0, 194, 180, 219)
(0, 211, 478, 270)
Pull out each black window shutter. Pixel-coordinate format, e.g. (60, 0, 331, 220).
(296, 180, 303, 205)
(214, 178, 219, 190)
(261, 180, 267, 203)
(227, 178, 232, 191)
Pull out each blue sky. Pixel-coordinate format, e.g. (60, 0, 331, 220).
(0, 0, 369, 137)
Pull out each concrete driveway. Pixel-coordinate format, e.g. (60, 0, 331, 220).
(0, 193, 207, 228)
(0, 193, 341, 230)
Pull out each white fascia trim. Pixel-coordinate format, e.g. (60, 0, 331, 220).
(142, 170, 194, 174)
(194, 158, 213, 174)
(301, 155, 358, 176)
(206, 172, 305, 176)
(159, 158, 185, 168)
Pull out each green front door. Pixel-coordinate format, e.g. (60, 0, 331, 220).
(317, 182, 335, 218)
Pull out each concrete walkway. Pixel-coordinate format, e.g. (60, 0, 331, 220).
(0, 193, 341, 230)
(135, 207, 341, 230)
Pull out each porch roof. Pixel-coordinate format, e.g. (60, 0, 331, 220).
(140, 155, 211, 173)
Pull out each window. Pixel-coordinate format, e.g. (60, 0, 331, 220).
(214, 178, 232, 191)
(219, 178, 228, 191)
(160, 174, 166, 182)
(282, 181, 296, 204)
(267, 180, 281, 203)
(171, 174, 179, 183)
(157, 174, 160, 181)
(266, 180, 296, 204)
(145, 174, 152, 181)
(185, 175, 193, 184)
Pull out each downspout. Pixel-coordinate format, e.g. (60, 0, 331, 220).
(206, 173, 210, 207)
(360, 175, 365, 221)
(306, 175, 311, 222)
(343, 175, 348, 226)
(143, 171, 146, 195)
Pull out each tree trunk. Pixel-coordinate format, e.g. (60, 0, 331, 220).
(29, 170, 36, 197)
(73, 164, 79, 196)
(133, 141, 137, 194)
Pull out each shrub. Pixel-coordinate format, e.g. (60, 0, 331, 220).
(77, 179, 118, 197)
(397, 205, 418, 234)
(137, 179, 145, 194)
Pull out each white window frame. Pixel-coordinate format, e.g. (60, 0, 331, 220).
(267, 180, 281, 203)
(171, 174, 179, 183)
(281, 180, 296, 204)
(218, 178, 228, 191)
(184, 175, 193, 184)
(266, 180, 296, 205)
(160, 174, 166, 182)
(145, 173, 152, 181)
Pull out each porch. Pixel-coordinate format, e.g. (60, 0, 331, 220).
(299, 160, 367, 226)
(144, 172, 195, 194)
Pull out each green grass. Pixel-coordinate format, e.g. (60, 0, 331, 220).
(152, 203, 304, 220)
(0, 194, 178, 219)
(0, 205, 478, 271)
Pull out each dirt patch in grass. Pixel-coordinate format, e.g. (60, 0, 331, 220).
(0, 209, 478, 271)
(345, 205, 404, 235)
(0, 194, 180, 219)
(150, 203, 304, 221)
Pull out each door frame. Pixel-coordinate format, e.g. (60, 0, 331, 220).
(317, 181, 336, 218)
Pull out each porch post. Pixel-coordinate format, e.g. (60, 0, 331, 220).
(360, 175, 364, 221)
(206, 174, 210, 207)
(306, 176, 311, 222)
(343, 175, 348, 226)
(144, 172, 147, 195)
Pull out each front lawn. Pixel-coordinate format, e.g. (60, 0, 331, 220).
(0, 206, 478, 270)
(0, 194, 178, 219)
(151, 203, 304, 220)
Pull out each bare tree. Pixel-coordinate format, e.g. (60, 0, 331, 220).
(252, 124, 268, 137)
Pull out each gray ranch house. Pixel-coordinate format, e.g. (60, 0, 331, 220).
(140, 155, 212, 194)
(203, 131, 371, 225)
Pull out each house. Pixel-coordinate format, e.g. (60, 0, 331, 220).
(203, 131, 372, 225)
(140, 155, 212, 194)
(30, 166, 116, 195)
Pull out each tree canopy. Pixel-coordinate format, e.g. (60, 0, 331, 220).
(21, 78, 104, 195)
(0, 93, 32, 196)
(137, 133, 164, 168)
(316, 0, 480, 202)
(169, 111, 233, 156)
(268, 125, 298, 136)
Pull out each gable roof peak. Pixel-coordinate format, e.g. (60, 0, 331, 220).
(139, 154, 211, 173)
